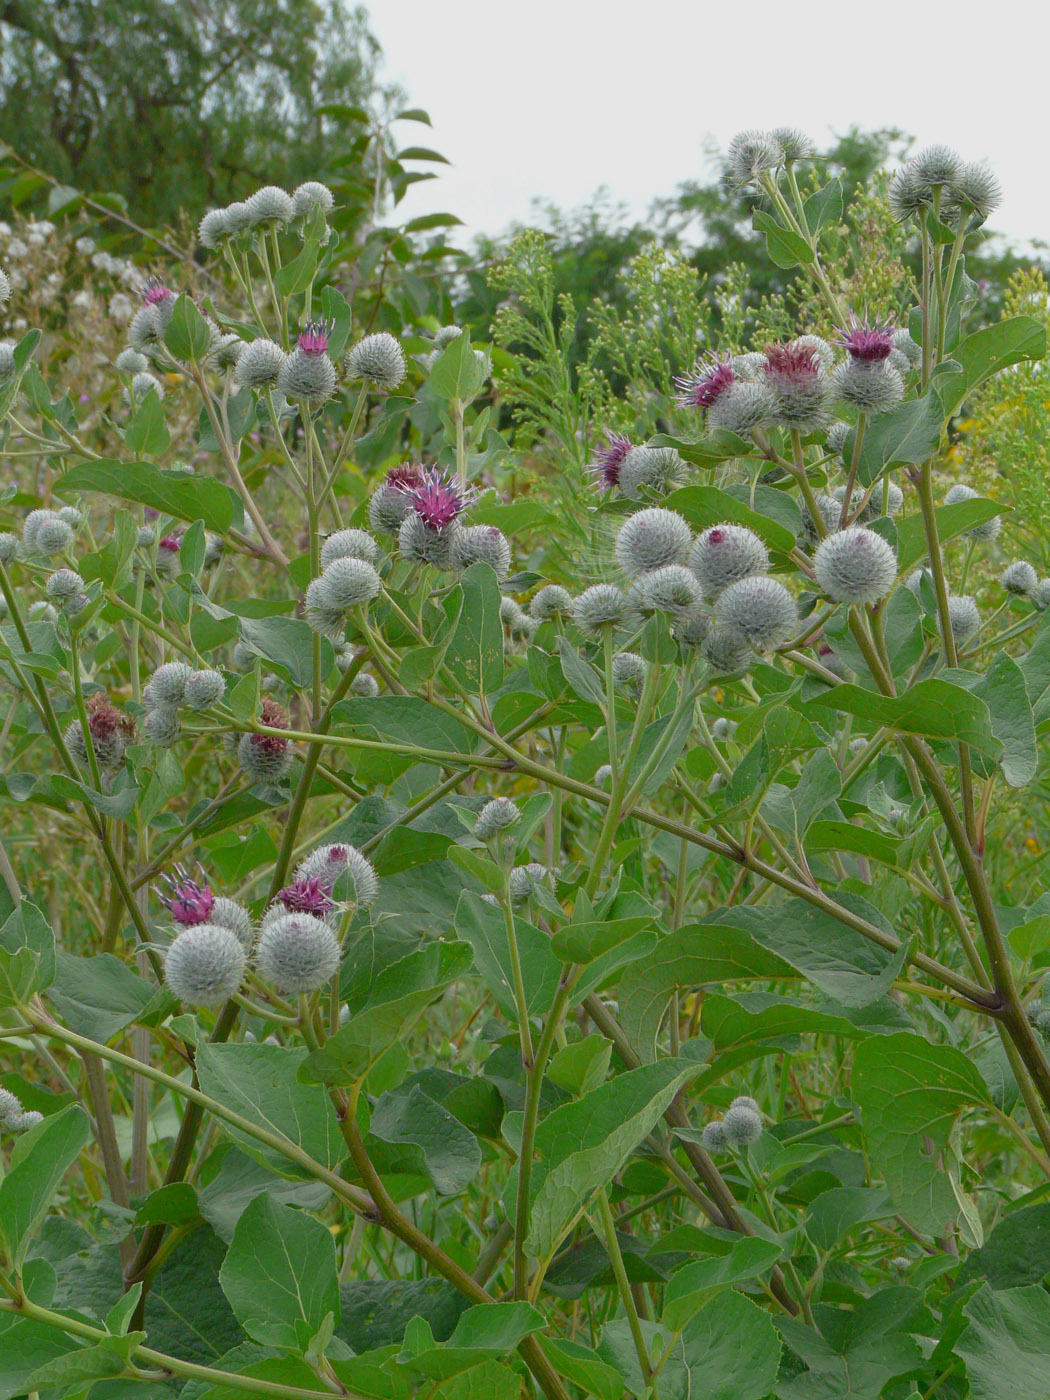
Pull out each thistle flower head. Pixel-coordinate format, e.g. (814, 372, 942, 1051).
(911, 144, 963, 188)
(450, 524, 511, 578)
(237, 698, 292, 783)
(0, 267, 9, 309)
(771, 127, 814, 162)
(398, 513, 459, 569)
(0, 1086, 42, 1132)
(708, 380, 776, 434)
(292, 181, 335, 218)
(164, 923, 246, 1005)
(689, 524, 769, 600)
(351, 671, 379, 696)
(255, 913, 340, 993)
(944, 483, 1002, 541)
(198, 209, 231, 248)
(275, 875, 336, 918)
(891, 328, 922, 368)
(529, 584, 573, 621)
(235, 338, 287, 389)
(277, 345, 337, 405)
(369, 465, 423, 535)
(887, 165, 932, 221)
(727, 129, 783, 185)
(1000, 561, 1038, 596)
(813, 526, 898, 604)
(509, 862, 553, 903)
(320, 529, 378, 569)
(142, 707, 180, 747)
(701, 1120, 727, 1151)
(399, 466, 474, 530)
(45, 567, 84, 601)
(614, 507, 692, 577)
(572, 583, 626, 637)
(1032, 580, 1050, 612)
(836, 314, 896, 363)
(66, 693, 134, 771)
(731, 351, 769, 382)
(831, 358, 904, 414)
(297, 319, 335, 355)
(723, 1102, 763, 1145)
(674, 354, 735, 410)
(345, 332, 406, 390)
(183, 669, 226, 711)
(611, 651, 647, 690)
(673, 607, 712, 649)
(701, 625, 753, 673)
(209, 896, 253, 945)
(791, 334, 835, 372)
(618, 445, 682, 500)
(144, 660, 192, 709)
(295, 843, 379, 907)
(589, 431, 633, 490)
(475, 796, 520, 841)
(140, 275, 174, 306)
(0, 532, 18, 564)
(223, 201, 252, 233)
(629, 564, 702, 619)
(952, 161, 1002, 221)
(315, 556, 383, 611)
(158, 866, 215, 925)
(31, 516, 75, 556)
(246, 185, 296, 226)
(761, 341, 831, 430)
(715, 576, 798, 651)
(947, 594, 980, 645)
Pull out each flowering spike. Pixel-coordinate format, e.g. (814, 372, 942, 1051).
(674, 354, 736, 409)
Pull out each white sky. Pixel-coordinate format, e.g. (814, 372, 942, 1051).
(372, 0, 1047, 251)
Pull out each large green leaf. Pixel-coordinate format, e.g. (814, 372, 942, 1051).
(455, 892, 561, 1019)
(443, 562, 504, 695)
(164, 293, 213, 362)
(855, 389, 944, 484)
(972, 652, 1037, 788)
(219, 1194, 339, 1350)
(46, 949, 161, 1043)
(852, 1032, 988, 1234)
(59, 460, 241, 533)
(661, 483, 797, 553)
(662, 1236, 783, 1331)
(0, 1105, 90, 1268)
(935, 316, 1047, 419)
(368, 1083, 481, 1195)
(808, 678, 1001, 754)
(957, 1284, 1050, 1400)
(237, 614, 333, 690)
(195, 1042, 345, 1177)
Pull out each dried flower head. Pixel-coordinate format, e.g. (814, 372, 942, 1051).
(66, 693, 134, 771)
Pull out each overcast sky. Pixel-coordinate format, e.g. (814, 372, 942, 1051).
(372, 0, 1046, 251)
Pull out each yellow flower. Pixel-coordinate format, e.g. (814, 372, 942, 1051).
(1025, 837, 1040, 855)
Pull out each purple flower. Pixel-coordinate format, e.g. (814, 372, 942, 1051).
(140, 276, 174, 306)
(275, 876, 335, 917)
(675, 354, 736, 409)
(764, 342, 821, 383)
(297, 319, 335, 355)
(398, 466, 475, 530)
(386, 463, 425, 492)
(836, 315, 896, 363)
(159, 534, 181, 553)
(159, 866, 215, 925)
(589, 431, 633, 490)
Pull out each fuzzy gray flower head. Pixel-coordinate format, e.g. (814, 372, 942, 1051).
(235, 338, 287, 389)
(0, 267, 10, 309)
(723, 1102, 763, 1145)
(629, 563, 702, 620)
(952, 162, 1002, 221)
(315, 556, 383, 612)
(831, 358, 904, 414)
(246, 185, 296, 227)
(295, 843, 379, 908)
(451, 525, 511, 578)
(501, 597, 537, 641)
(947, 594, 980, 646)
(184, 669, 226, 711)
(1032, 580, 1050, 612)
(572, 583, 626, 637)
(771, 127, 814, 162)
(708, 380, 776, 435)
(715, 576, 798, 651)
(33, 516, 75, 556)
(617, 445, 682, 501)
(398, 512, 458, 570)
(792, 334, 835, 372)
(350, 671, 379, 696)
(292, 181, 335, 218)
(701, 1120, 727, 1152)
(529, 584, 573, 621)
(0, 1086, 42, 1132)
(144, 661, 193, 709)
(674, 607, 712, 649)
(730, 351, 769, 382)
(944, 482, 1001, 541)
(701, 625, 753, 674)
(614, 507, 692, 577)
(689, 524, 769, 600)
(45, 568, 84, 601)
(611, 651, 647, 691)
(164, 923, 246, 1006)
(475, 797, 520, 842)
(813, 526, 897, 605)
(320, 529, 378, 569)
(346, 332, 406, 391)
(209, 896, 253, 946)
(763, 341, 832, 432)
(255, 912, 340, 994)
(727, 129, 783, 186)
(142, 707, 180, 747)
(825, 422, 852, 459)
(115, 347, 149, 375)
(509, 863, 553, 904)
(198, 208, 231, 249)
(0, 341, 14, 384)
(1001, 560, 1038, 596)
(278, 345, 337, 406)
(912, 145, 963, 189)
(892, 328, 922, 368)
(0, 532, 18, 564)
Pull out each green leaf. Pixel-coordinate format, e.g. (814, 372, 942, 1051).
(557, 636, 606, 707)
(896, 497, 1005, 575)
(536, 1336, 623, 1400)
(958, 1204, 1050, 1290)
(273, 236, 323, 298)
(369, 1084, 481, 1195)
(508, 1060, 700, 1263)
(318, 285, 352, 360)
(855, 388, 944, 484)
(0, 1104, 90, 1268)
(972, 652, 1037, 787)
(805, 1186, 896, 1252)
(935, 316, 1047, 419)
(219, 1194, 339, 1350)
(661, 483, 797, 553)
(164, 293, 214, 362)
(46, 949, 160, 1043)
(548, 1035, 613, 1097)
(300, 941, 472, 1084)
(147, 1227, 243, 1368)
(446, 1300, 544, 1351)
(124, 389, 171, 455)
(549, 916, 654, 965)
(196, 1042, 345, 1178)
(0, 329, 41, 421)
(852, 1032, 988, 1233)
(0, 900, 56, 991)
(778, 1286, 923, 1400)
(803, 177, 844, 233)
(700, 991, 908, 1051)
(807, 678, 1001, 754)
(957, 1284, 1050, 1400)
(446, 844, 505, 895)
(454, 892, 560, 1020)
(237, 614, 332, 690)
(443, 562, 504, 695)
(753, 210, 814, 268)
(662, 1236, 783, 1331)
(426, 329, 485, 402)
(20, 1341, 128, 1393)
(649, 430, 756, 470)
(58, 459, 240, 533)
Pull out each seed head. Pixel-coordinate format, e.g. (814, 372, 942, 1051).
(255, 913, 340, 994)
(813, 527, 897, 604)
(911, 145, 963, 189)
(529, 584, 573, 621)
(451, 525, 512, 578)
(278, 345, 337, 405)
(715, 576, 798, 651)
(246, 185, 296, 227)
(501, 597, 536, 641)
(144, 661, 193, 709)
(675, 353, 735, 410)
(345, 332, 406, 391)
(947, 594, 980, 646)
(629, 563, 702, 619)
(1001, 560, 1038, 596)
(320, 529, 378, 569)
(589, 431, 633, 490)
(295, 843, 379, 908)
(235, 339, 287, 389)
(689, 524, 769, 600)
(723, 1103, 763, 1145)
(571, 583, 627, 636)
(292, 181, 335, 217)
(952, 161, 1002, 221)
(615, 507, 692, 577)
(164, 923, 246, 1005)
(727, 129, 783, 186)
(475, 797, 520, 841)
